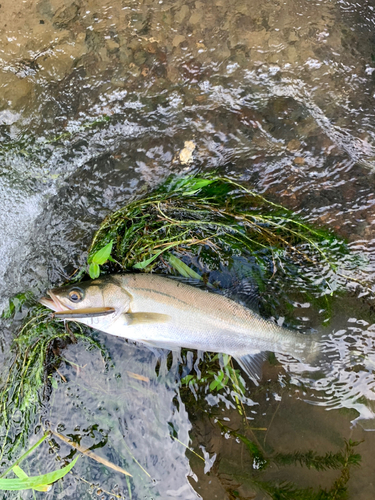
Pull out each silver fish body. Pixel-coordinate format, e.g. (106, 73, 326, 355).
(40, 273, 319, 381)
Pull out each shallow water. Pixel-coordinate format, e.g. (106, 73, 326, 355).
(1, 0, 375, 498)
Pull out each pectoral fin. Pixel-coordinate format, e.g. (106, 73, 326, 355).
(124, 312, 171, 326)
(234, 351, 268, 386)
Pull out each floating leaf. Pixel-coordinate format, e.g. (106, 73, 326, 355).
(126, 371, 150, 382)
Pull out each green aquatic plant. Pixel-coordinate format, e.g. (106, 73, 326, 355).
(0, 115, 110, 158)
(89, 175, 343, 271)
(180, 352, 248, 418)
(257, 438, 360, 500)
(181, 353, 245, 395)
(214, 420, 361, 500)
(272, 442, 361, 472)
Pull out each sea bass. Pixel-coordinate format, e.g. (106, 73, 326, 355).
(40, 274, 318, 381)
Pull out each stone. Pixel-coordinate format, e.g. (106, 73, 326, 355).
(179, 141, 196, 164)
(287, 139, 301, 151)
(294, 156, 305, 165)
(106, 39, 120, 53)
(172, 35, 185, 47)
(52, 1, 79, 28)
(175, 4, 189, 24)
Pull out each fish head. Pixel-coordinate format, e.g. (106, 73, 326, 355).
(39, 277, 132, 327)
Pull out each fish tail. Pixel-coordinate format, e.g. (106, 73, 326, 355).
(306, 336, 321, 363)
(292, 333, 322, 366)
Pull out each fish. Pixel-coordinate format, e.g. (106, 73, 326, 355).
(39, 273, 319, 382)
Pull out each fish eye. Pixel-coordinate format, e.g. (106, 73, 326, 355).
(68, 289, 83, 303)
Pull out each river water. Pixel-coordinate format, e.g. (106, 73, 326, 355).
(1, 0, 375, 498)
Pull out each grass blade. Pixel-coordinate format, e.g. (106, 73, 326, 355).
(167, 254, 203, 280)
(12, 466, 50, 492)
(0, 432, 50, 479)
(0, 456, 78, 490)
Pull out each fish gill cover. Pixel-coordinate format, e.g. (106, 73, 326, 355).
(0, 175, 370, 498)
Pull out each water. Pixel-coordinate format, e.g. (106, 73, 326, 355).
(1, 0, 375, 497)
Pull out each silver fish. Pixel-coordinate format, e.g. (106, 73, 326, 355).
(39, 273, 319, 382)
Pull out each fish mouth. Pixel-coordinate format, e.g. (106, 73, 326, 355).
(39, 290, 72, 313)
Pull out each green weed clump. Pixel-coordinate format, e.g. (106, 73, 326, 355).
(256, 439, 361, 500)
(90, 176, 345, 270)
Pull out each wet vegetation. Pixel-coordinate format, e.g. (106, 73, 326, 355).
(0, 175, 368, 498)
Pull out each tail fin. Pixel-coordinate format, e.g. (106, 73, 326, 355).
(234, 334, 321, 384)
(299, 335, 321, 365)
